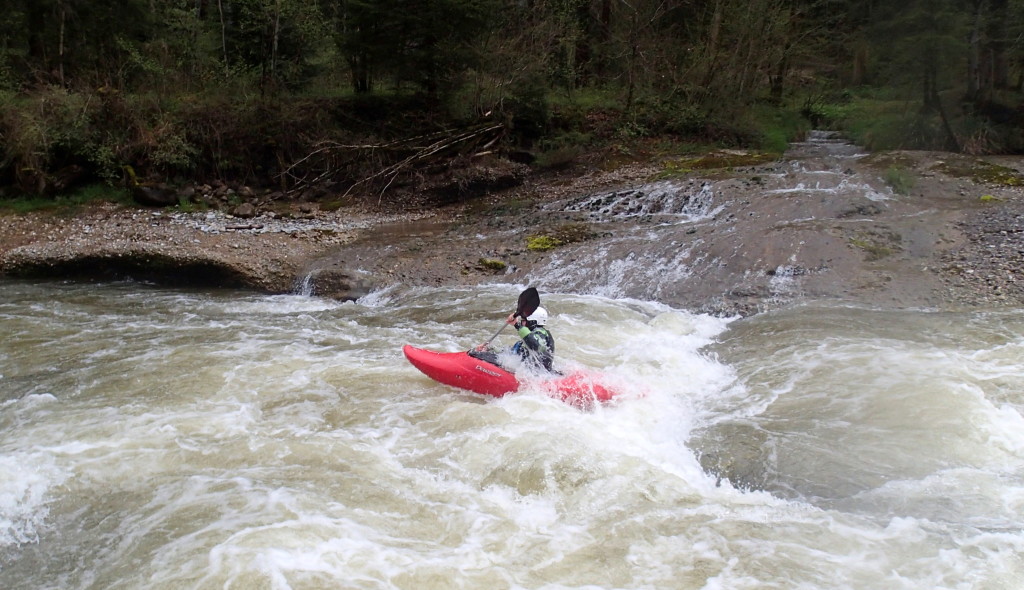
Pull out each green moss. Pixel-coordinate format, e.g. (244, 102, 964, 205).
(979, 194, 1003, 203)
(659, 150, 776, 179)
(526, 235, 562, 251)
(549, 222, 597, 243)
(933, 160, 1024, 186)
(526, 222, 598, 252)
(849, 231, 900, 261)
(863, 153, 917, 170)
(477, 258, 507, 272)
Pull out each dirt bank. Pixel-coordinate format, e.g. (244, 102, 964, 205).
(2, 140, 1024, 316)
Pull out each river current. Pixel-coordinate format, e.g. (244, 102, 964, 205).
(1, 279, 1022, 589)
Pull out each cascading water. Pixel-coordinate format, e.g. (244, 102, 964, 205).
(524, 131, 907, 314)
(556, 180, 722, 223)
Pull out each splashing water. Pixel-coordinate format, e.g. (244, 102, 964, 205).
(1, 280, 1022, 589)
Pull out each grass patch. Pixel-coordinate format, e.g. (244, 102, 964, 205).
(830, 93, 923, 150)
(849, 230, 900, 261)
(850, 238, 894, 261)
(883, 166, 916, 195)
(173, 197, 208, 213)
(0, 195, 59, 214)
(0, 183, 130, 214)
(747, 103, 811, 154)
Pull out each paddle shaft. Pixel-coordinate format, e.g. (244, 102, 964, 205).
(482, 323, 511, 348)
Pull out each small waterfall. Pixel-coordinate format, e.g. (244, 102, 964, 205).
(294, 270, 316, 296)
(528, 131, 892, 314)
(292, 266, 374, 301)
(553, 180, 722, 223)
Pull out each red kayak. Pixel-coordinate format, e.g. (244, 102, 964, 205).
(402, 345, 619, 407)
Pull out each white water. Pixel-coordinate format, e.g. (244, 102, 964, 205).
(1, 281, 1022, 589)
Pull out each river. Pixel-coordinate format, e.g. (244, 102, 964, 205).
(1, 279, 1022, 589)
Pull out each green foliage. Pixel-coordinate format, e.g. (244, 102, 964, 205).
(549, 88, 621, 112)
(758, 128, 791, 155)
(503, 73, 552, 143)
(799, 94, 854, 130)
(866, 0, 969, 91)
(174, 196, 208, 213)
(0, 182, 129, 214)
(747, 104, 809, 154)
(837, 95, 957, 151)
(0, 195, 60, 214)
(69, 183, 132, 206)
(884, 166, 916, 195)
(0, 0, 1023, 198)
(332, 0, 498, 96)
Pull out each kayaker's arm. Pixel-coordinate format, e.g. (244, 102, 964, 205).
(516, 325, 551, 354)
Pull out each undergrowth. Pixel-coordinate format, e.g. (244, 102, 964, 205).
(0, 183, 130, 214)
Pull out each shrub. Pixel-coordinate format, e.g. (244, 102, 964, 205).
(884, 166, 915, 195)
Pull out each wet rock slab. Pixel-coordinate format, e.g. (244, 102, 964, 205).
(3, 140, 1024, 315)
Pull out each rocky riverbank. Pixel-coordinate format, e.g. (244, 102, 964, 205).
(3, 138, 1024, 316)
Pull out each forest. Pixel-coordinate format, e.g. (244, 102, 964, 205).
(2, 0, 1023, 204)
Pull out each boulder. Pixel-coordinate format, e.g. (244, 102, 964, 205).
(232, 203, 257, 218)
(298, 268, 374, 300)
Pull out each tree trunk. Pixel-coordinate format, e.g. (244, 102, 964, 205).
(923, 65, 960, 152)
(625, 9, 640, 110)
(988, 0, 1009, 89)
(700, 0, 723, 89)
(218, 0, 229, 70)
(58, 2, 66, 86)
(271, 0, 281, 79)
(594, 0, 612, 78)
(348, 54, 371, 93)
(26, 0, 48, 75)
(966, 0, 982, 102)
(851, 40, 868, 85)
(769, 55, 788, 103)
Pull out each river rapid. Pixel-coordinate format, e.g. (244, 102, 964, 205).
(1, 279, 1022, 589)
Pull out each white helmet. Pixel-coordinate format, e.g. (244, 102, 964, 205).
(527, 307, 548, 325)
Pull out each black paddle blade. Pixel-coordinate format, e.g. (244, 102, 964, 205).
(516, 287, 540, 319)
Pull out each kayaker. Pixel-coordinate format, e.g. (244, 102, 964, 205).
(508, 306, 555, 372)
(470, 307, 555, 372)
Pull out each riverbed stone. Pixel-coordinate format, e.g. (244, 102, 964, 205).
(2, 140, 1024, 316)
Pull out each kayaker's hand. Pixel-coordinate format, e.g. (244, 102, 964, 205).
(506, 313, 517, 325)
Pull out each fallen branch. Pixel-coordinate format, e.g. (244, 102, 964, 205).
(279, 121, 506, 202)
